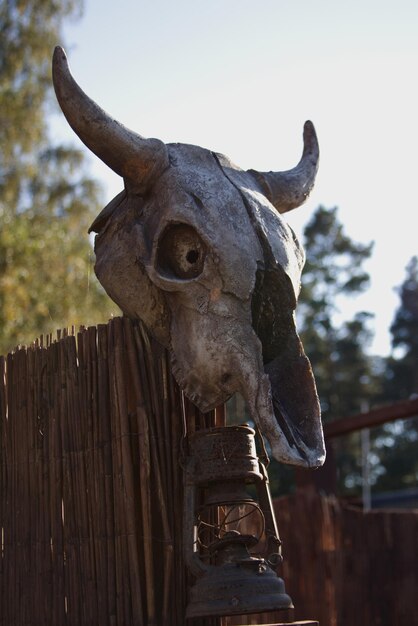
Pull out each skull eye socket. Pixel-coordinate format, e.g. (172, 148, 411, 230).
(156, 223, 206, 279)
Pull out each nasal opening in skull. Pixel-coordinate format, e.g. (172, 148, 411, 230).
(251, 268, 295, 365)
(250, 267, 319, 461)
(156, 223, 206, 280)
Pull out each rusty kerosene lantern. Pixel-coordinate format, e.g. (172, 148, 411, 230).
(183, 424, 293, 619)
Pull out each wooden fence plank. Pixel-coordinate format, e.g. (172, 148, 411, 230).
(324, 397, 418, 439)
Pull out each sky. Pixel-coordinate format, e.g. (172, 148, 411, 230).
(54, 0, 418, 356)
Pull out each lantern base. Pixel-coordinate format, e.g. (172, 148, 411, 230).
(186, 561, 293, 619)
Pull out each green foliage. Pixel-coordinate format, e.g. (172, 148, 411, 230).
(297, 215, 418, 500)
(297, 208, 380, 497)
(384, 256, 418, 400)
(0, 0, 118, 354)
(298, 206, 378, 424)
(370, 257, 418, 494)
(302, 207, 373, 309)
(372, 417, 418, 492)
(0, 0, 82, 164)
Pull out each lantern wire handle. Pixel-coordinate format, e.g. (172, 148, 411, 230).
(219, 503, 265, 537)
(254, 422, 270, 468)
(179, 390, 188, 469)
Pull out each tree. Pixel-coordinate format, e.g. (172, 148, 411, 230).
(384, 256, 418, 400)
(298, 206, 378, 423)
(0, 0, 118, 354)
(370, 256, 418, 493)
(293, 206, 384, 496)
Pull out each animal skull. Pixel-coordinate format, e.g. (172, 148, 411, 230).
(52, 47, 325, 468)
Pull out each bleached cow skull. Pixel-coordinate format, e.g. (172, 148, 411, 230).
(52, 47, 325, 468)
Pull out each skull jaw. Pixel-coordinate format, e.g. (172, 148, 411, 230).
(169, 310, 325, 469)
(250, 361, 326, 469)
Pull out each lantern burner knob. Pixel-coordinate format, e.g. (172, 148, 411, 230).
(210, 530, 261, 567)
(210, 530, 258, 550)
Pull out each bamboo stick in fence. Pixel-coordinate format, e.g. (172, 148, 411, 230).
(108, 320, 125, 626)
(0, 355, 5, 625)
(114, 320, 144, 626)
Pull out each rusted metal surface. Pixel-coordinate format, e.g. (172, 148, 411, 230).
(225, 620, 319, 625)
(190, 425, 263, 484)
(184, 426, 292, 619)
(187, 560, 293, 619)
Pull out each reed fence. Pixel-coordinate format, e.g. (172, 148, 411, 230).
(0, 317, 223, 626)
(2, 317, 417, 626)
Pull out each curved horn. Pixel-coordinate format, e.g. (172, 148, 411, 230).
(248, 121, 319, 213)
(52, 46, 168, 193)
